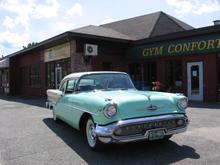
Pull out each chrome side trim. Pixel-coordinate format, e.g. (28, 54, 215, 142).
(64, 104, 98, 116)
(95, 114, 188, 143)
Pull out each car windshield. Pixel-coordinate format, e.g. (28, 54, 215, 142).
(77, 73, 135, 91)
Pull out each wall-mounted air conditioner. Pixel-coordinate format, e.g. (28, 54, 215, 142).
(84, 44, 98, 56)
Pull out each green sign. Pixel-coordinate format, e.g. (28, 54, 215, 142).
(126, 34, 220, 59)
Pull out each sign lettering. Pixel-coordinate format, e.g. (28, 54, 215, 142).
(126, 34, 220, 59)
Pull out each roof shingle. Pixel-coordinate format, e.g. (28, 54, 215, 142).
(101, 11, 194, 40)
(71, 25, 134, 40)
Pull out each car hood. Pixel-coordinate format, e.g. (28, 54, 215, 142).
(92, 90, 181, 120)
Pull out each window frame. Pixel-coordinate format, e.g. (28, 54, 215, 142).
(59, 78, 77, 94)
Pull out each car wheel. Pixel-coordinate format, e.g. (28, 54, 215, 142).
(85, 117, 102, 150)
(164, 135, 172, 140)
(52, 110, 60, 123)
(160, 135, 172, 142)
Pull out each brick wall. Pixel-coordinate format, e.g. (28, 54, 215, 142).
(156, 53, 217, 102)
(70, 40, 92, 72)
(10, 50, 46, 97)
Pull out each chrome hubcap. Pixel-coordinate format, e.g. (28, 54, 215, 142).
(86, 119, 96, 147)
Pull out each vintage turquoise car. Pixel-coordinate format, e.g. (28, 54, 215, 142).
(46, 71, 188, 150)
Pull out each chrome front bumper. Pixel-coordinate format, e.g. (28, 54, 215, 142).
(94, 114, 188, 143)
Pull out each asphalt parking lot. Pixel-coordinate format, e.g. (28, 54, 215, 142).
(0, 96, 220, 165)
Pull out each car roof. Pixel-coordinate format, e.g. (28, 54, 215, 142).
(63, 71, 128, 80)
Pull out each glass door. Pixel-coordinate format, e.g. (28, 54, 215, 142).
(55, 67, 62, 89)
(187, 62, 203, 101)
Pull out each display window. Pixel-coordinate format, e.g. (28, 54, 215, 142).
(0, 69, 10, 94)
(166, 60, 183, 92)
(20, 64, 40, 88)
(46, 58, 71, 89)
(129, 62, 156, 91)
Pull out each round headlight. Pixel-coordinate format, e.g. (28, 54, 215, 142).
(177, 97, 188, 110)
(103, 103, 117, 118)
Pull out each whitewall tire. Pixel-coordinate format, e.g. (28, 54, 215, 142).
(53, 110, 60, 123)
(85, 117, 102, 150)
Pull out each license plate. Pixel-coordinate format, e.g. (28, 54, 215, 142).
(148, 129, 165, 141)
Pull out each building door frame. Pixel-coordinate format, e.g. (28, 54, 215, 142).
(187, 61, 204, 101)
(55, 66, 62, 89)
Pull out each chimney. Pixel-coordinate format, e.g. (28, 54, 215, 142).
(213, 20, 220, 25)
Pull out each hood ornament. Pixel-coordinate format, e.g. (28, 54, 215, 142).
(146, 95, 158, 111)
(147, 105, 158, 111)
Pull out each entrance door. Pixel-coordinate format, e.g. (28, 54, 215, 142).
(187, 62, 203, 101)
(55, 67, 62, 89)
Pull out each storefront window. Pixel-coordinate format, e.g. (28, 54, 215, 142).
(21, 66, 30, 87)
(128, 62, 156, 91)
(190, 65, 199, 95)
(0, 69, 10, 94)
(30, 65, 40, 87)
(129, 63, 142, 82)
(143, 62, 157, 82)
(46, 58, 71, 89)
(129, 63, 143, 90)
(21, 64, 40, 88)
(166, 60, 182, 92)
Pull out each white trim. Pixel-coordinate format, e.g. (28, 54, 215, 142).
(187, 62, 204, 101)
(55, 67, 62, 89)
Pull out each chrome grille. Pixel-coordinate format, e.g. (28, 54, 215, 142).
(114, 118, 186, 137)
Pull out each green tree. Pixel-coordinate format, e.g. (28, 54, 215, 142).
(23, 42, 38, 49)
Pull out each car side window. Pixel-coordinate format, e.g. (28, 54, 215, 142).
(66, 79, 76, 93)
(59, 81, 67, 93)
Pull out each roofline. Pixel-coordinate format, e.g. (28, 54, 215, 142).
(5, 23, 219, 58)
(133, 25, 220, 46)
(67, 31, 132, 43)
(148, 12, 161, 38)
(5, 31, 131, 59)
(101, 11, 162, 27)
(6, 32, 70, 58)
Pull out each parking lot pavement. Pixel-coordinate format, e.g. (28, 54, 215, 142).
(0, 97, 220, 165)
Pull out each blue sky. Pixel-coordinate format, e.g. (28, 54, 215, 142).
(0, 0, 220, 56)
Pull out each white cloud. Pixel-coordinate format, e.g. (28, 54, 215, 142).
(0, 0, 60, 54)
(0, 0, 33, 31)
(67, 3, 83, 16)
(0, 0, 60, 30)
(32, 0, 60, 19)
(2, 16, 15, 29)
(34, 21, 75, 42)
(166, 0, 220, 15)
(52, 21, 75, 32)
(0, 31, 29, 48)
(0, 44, 17, 56)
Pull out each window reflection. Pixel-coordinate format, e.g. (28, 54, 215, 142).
(191, 65, 199, 95)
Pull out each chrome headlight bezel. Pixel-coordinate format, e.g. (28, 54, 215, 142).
(177, 97, 188, 110)
(103, 103, 117, 118)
